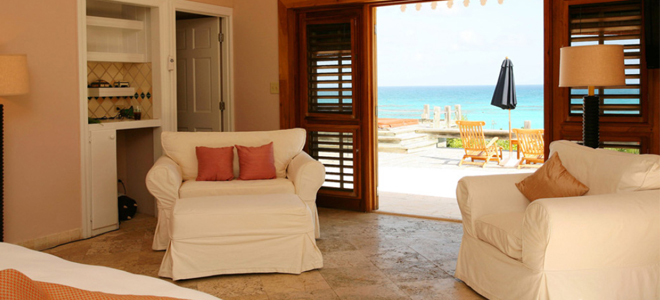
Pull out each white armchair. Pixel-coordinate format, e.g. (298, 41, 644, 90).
(455, 141, 660, 300)
(146, 128, 325, 250)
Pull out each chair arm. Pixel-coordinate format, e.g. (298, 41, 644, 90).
(485, 137, 499, 148)
(456, 173, 531, 237)
(522, 190, 660, 271)
(146, 156, 183, 212)
(287, 151, 326, 202)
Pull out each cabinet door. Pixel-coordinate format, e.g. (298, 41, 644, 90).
(90, 129, 118, 235)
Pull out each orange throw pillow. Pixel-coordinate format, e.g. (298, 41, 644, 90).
(196, 146, 234, 181)
(236, 142, 276, 180)
(0, 269, 185, 300)
(516, 153, 589, 201)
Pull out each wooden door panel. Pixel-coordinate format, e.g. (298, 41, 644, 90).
(298, 8, 367, 211)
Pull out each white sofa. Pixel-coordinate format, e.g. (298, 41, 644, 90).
(455, 140, 660, 300)
(146, 128, 326, 250)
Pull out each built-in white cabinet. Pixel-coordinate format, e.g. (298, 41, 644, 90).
(88, 120, 160, 236)
(86, 0, 151, 63)
(89, 129, 119, 235)
(79, 0, 231, 239)
(82, 0, 165, 237)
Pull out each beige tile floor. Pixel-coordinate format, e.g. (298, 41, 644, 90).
(378, 147, 533, 220)
(44, 209, 485, 300)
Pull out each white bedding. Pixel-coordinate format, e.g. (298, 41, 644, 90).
(0, 242, 220, 300)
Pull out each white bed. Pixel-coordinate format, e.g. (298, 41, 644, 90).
(0, 242, 220, 300)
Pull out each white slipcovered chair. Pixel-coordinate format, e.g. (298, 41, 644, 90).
(146, 128, 325, 251)
(455, 140, 660, 300)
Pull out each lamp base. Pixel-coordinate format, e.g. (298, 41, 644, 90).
(583, 96, 600, 149)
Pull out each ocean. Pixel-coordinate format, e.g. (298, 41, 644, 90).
(377, 85, 544, 130)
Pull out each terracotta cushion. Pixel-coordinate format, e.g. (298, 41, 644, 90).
(195, 146, 234, 181)
(236, 142, 277, 180)
(0, 269, 183, 300)
(516, 153, 589, 201)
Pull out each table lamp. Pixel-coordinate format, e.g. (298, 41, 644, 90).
(559, 45, 625, 148)
(0, 54, 30, 242)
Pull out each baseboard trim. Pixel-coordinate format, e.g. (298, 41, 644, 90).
(15, 228, 82, 251)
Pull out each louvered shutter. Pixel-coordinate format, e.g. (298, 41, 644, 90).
(568, 1, 643, 116)
(309, 131, 355, 192)
(306, 23, 354, 115)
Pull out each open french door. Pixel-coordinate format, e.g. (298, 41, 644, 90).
(295, 7, 376, 211)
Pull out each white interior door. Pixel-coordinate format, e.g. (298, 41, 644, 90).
(176, 17, 222, 132)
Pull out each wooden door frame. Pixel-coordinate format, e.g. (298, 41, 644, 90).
(278, 0, 660, 212)
(279, 0, 546, 213)
(171, 0, 235, 133)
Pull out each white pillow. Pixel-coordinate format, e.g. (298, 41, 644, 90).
(549, 140, 660, 195)
(161, 129, 306, 181)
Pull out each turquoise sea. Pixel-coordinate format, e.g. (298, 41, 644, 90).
(377, 85, 544, 130)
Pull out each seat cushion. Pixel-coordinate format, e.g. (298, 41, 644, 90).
(550, 140, 660, 195)
(171, 194, 311, 239)
(475, 211, 524, 260)
(161, 129, 306, 181)
(179, 178, 295, 199)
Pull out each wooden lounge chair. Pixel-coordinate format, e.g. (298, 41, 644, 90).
(513, 128, 544, 168)
(456, 120, 503, 168)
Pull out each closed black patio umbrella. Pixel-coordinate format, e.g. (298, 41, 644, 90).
(491, 57, 517, 157)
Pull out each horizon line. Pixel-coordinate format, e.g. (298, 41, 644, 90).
(378, 84, 543, 87)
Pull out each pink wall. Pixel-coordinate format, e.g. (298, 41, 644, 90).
(233, 0, 281, 131)
(0, 1, 82, 243)
(0, 0, 280, 245)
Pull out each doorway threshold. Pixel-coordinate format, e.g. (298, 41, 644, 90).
(373, 210, 462, 223)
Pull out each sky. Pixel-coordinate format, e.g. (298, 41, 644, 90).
(376, 0, 544, 86)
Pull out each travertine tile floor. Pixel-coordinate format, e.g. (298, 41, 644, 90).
(44, 209, 485, 300)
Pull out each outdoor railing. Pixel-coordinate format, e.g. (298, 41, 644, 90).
(415, 128, 512, 139)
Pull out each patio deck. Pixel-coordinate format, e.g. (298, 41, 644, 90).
(377, 147, 534, 220)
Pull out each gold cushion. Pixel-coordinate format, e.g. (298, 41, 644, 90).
(516, 153, 589, 201)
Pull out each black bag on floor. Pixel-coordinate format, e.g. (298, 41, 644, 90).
(118, 195, 137, 221)
(117, 180, 137, 221)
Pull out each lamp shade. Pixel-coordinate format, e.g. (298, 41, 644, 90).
(0, 55, 29, 96)
(559, 45, 625, 88)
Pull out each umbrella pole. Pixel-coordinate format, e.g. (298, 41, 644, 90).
(508, 109, 512, 159)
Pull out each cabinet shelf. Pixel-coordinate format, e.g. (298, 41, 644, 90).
(87, 52, 146, 63)
(88, 87, 135, 97)
(86, 16, 143, 30)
